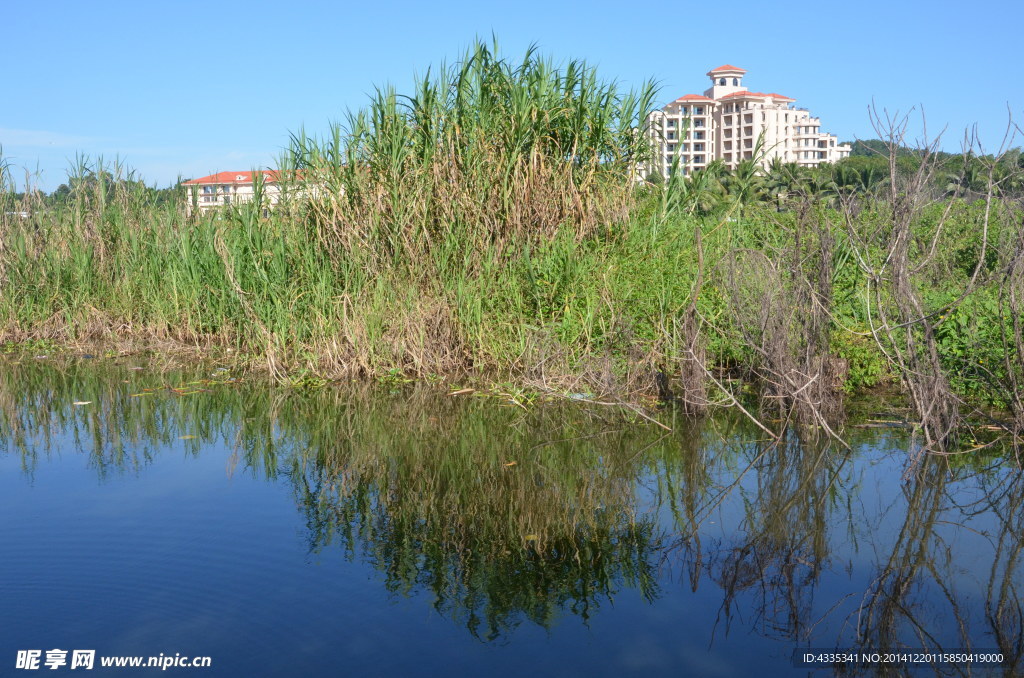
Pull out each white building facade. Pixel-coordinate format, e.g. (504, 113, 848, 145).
(182, 171, 295, 216)
(648, 65, 851, 178)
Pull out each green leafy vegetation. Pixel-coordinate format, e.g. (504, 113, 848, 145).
(1, 41, 1022, 449)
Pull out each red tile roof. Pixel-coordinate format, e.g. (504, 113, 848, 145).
(182, 170, 299, 185)
(717, 90, 794, 102)
(672, 94, 716, 102)
(719, 90, 763, 99)
(708, 64, 746, 74)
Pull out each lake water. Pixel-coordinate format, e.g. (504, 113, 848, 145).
(1, 360, 1020, 676)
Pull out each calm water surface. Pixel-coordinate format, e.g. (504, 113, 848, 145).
(1, 361, 1020, 677)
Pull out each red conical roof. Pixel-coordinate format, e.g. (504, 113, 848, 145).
(707, 64, 747, 74)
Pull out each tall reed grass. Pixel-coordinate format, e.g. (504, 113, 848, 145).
(2, 42, 1023, 449)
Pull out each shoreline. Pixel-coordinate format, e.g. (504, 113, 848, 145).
(4, 339, 1015, 456)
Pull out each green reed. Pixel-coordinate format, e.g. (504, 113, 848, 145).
(1, 43, 1022, 429)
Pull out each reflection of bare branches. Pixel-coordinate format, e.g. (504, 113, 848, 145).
(850, 458, 1024, 676)
(708, 436, 847, 643)
(982, 472, 1024, 675)
(854, 459, 953, 658)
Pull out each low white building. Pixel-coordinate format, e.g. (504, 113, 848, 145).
(182, 170, 299, 216)
(648, 65, 851, 178)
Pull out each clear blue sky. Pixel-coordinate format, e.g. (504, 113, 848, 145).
(4, 0, 1022, 191)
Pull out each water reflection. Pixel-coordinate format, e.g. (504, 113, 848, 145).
(849, 460, 1024, 674)
(1, 359, 1021, 670)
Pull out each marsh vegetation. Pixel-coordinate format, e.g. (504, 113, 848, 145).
(2, 41, 1023, 460)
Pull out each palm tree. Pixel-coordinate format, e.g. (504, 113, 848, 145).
(722, 158, 764, 216)
(799, 170, 838, 206)
(857, 165, 884, 194)
(832, 164, 860, 194)
(943, 157, 987, 198)
(764, 158, 802, 211)
(663, 159, 724, 216)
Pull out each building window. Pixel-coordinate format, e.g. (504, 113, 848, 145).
(694, 119, 705, 127)
(694, 143, 704, 152)
(719, 78, 726, 85)
(694, 155, 704, 163)
(695, 107, 704, 115)
(667, 131, 676, 140)
(732, 78, 738, 86)
(680, 107, 688, 115)
(203, 185, 214, 194)
(695, 131, 704, 140)
(668, 144, 676, 152)
(667, 119, 675, 128)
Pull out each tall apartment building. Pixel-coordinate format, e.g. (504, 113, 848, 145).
(647, 65, 851, 178)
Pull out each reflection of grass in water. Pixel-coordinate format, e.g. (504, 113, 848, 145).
(0, 360, 681, 637)
(4, 360, 1020, 647)
(0, 359, 244, 478)
(286, 396, 677, 639)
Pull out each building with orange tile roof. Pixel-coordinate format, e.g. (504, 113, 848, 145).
(647, 65, 851, 178)
(182, 170, 305, 216)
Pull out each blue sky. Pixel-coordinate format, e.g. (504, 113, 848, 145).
(4, 0, 1022, 191)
